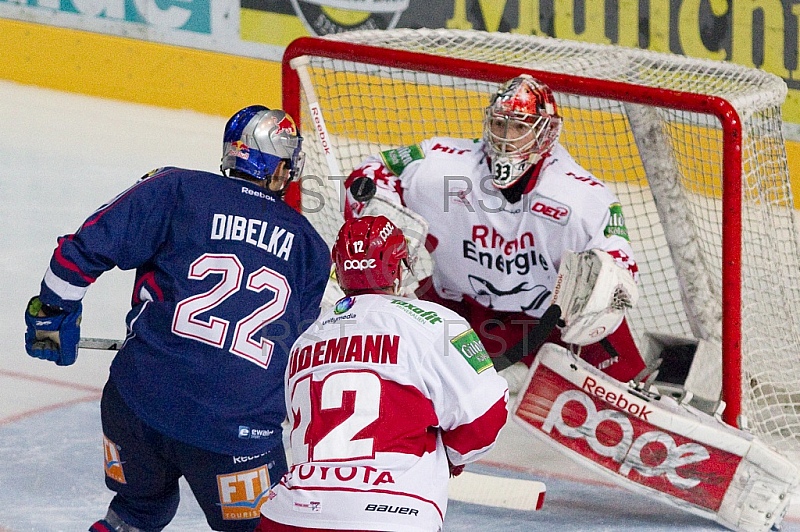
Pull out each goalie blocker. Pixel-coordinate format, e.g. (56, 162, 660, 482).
(513, 343, 799, 532)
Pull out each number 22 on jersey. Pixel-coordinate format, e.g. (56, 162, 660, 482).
(171, 253, 291, 369)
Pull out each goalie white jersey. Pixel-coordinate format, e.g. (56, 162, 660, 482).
(347, 137, 638, 318)
(260, 294, 508, 532)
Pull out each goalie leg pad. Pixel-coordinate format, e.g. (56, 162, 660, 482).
(512, 344, 799, 532)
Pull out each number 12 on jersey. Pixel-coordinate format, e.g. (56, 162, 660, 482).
(290, 370, 382, 462)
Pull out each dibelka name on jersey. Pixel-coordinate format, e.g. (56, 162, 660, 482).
(288, 334, 399, 378)
(463, 224, 549, 276)
(210, 213, 295, 260)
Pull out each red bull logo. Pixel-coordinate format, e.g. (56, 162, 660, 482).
(228, 140, 250, 161)
(275, 115, 296, 135)
(103, 435, 126, 484)
(217, 464, 271, 519)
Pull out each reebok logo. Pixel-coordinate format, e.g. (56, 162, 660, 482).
(582, 376, 652, 421)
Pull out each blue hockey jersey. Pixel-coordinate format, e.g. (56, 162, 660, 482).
(38, 167, 330, 455)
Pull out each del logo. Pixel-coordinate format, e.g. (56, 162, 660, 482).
(290, 0, 409, 36)
(530, 195, 570, 225)
(103, 435, 126, 484)
(217, 464, 271, 520)
(520, 366, 741, 510)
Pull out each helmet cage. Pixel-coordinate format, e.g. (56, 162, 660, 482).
(333, 216, 412, 294)
(483, 75, 563, 188)
(221, 106, 305, 183)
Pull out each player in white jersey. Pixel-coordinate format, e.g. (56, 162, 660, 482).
(345, 75, 646, 383)
(257, 215, 509, 532)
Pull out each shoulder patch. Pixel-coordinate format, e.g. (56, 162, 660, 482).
(389, 299, 442, 325)
(604, 202, 630, 241)
(380, 144, 424, 176)
(450, 329, 493, 374)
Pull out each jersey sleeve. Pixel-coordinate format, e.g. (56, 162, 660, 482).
(297, 227, 332, 334)
(424, 319, 509, 467)
(344, 143, 426, 220)
(38, 168, 180, 311)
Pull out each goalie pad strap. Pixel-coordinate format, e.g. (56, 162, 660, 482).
(513, 344, 799, 532)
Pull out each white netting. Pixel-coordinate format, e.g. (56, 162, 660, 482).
(286, 28, 800, 460)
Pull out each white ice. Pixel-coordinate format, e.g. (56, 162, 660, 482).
(1, 79, 798, 531)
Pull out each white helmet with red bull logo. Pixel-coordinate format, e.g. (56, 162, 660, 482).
(221, 105, 305, 183)
(483, 75, 563, 189)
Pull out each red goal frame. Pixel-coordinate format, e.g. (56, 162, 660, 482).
(281, 36, 744, 427)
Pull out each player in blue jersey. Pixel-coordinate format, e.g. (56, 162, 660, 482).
(24, 106, 331, 532)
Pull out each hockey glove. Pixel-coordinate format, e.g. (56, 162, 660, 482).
(25, 296, 82, 366)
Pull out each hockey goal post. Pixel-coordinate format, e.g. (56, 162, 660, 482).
(281, 28, 800, 457)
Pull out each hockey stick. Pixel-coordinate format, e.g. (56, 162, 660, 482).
(78, 337, 125, 350)
(77, 342, 548, 510)
(492, 304, 561, 372)
(78, 305, 562, 357)
(290, 56, 431, 278)
(448, 471, 546, 511)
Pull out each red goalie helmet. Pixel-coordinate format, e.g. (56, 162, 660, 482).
(333, 216, 411, 294)
(483, 74, 563, 188)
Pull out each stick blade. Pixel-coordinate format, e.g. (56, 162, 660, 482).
(448, 471, 546, 511)
(78, 337, 124, 351)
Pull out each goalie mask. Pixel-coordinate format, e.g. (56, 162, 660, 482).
(221, 105, 305, 184)
(483, 75, 563, 189)
(333, 215, 412, 295)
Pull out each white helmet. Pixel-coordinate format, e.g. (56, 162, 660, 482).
(483, 75, 563, 188)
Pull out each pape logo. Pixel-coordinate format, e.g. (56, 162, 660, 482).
(542, 389, 710, 489)
(523, 366, 741, 510)
(344, 259, 376, 270)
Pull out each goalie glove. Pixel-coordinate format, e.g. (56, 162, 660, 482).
(24, 296, 82, 366)
(551, 249, 638, 346)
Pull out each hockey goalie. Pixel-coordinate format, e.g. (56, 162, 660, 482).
(513, 249, 800, 532)
(336, 74, 799, 530)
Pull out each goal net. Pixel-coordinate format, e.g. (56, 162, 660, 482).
(282, 28, 800, 459)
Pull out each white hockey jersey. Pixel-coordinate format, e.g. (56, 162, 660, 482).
(346, 138, 637, 318)
(260, 294, 509, 532)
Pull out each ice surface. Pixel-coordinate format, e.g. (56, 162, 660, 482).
(1, 79, 797, 531)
